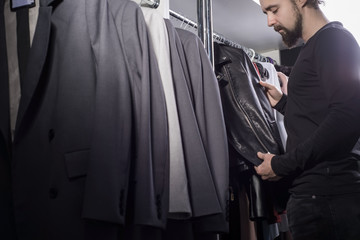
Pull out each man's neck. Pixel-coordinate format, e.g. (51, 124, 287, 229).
(301, 7, 329, 42)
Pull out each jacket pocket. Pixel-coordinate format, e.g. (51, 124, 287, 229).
(64, 150, 90, 180)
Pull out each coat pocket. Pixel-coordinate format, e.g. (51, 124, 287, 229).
(64, 150, 90, 180)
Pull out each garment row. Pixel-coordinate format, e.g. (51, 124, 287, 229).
(1, 0, 292, 240)
(213, 42, 290, 240)
(0, 0, 230, 239)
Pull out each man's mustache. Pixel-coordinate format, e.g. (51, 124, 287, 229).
(274, 25, 283, 32)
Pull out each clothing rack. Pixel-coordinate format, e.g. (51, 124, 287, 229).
(169, 9, 272, 64)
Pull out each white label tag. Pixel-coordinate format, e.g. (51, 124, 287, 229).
(12, 0, 35, 10)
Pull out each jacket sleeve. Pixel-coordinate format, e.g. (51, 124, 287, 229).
(177, 29, 229, 232)
(82, 0, 168, 228)
(120, 1, 169, 228)
(274, 94, 287, 115)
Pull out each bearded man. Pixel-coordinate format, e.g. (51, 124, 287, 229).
(254, 0, 360, 239)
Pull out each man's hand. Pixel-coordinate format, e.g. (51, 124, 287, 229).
(277, 71, 288, 95)
(259, 80, 283, 107)
(254, 152, 281, 181)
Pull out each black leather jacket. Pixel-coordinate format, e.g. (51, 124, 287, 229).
(214, 43, 284, 167)
(214, 43, 289, 217)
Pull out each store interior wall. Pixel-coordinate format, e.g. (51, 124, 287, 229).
(169, 0, 285, 54)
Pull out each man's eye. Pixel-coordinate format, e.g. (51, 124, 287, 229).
(272, 9, 278, 14)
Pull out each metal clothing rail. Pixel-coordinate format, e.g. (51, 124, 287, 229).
(140, 0, 160, 9)
(197, 0, 214, 66)
(169, 9, 271, 63)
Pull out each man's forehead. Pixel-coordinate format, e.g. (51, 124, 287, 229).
(260, 0, 286, 11)
(260, 0, 285, 7)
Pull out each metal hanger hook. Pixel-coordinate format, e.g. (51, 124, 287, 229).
(140, 0, 160, 9)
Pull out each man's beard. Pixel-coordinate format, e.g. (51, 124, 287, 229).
(274, 7, 303, 47)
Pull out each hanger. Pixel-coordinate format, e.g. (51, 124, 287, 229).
(140, 0, 160, 9)
(183, 18, 191, 30)
(249, 48, 256, 62)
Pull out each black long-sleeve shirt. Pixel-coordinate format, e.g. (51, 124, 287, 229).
(271, 22, 360, 195)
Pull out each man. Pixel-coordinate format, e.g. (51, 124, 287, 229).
(254, 0, 360, 239)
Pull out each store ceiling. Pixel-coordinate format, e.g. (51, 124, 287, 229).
(169, 0, 287, 53)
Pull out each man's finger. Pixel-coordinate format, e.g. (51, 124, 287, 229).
(257, 152, 265, 159)
(259, 80, 269, 88)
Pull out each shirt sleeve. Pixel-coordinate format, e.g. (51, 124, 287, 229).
(272, 27, 360, 176)
(273, 93, 287, 115)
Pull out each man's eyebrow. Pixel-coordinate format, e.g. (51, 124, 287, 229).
(264, 4, 279, 12)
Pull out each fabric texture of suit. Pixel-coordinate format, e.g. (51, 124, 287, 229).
(165, 19, 229, 233)
(12, 0, 168, 240)
(141, 7, 191, 219)
(176, 28, 230, 233)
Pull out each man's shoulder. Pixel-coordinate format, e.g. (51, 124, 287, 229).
(316, 22, 355, 43)
(311, 21, 359, 55)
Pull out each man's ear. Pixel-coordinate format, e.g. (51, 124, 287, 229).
(297, 0, 308, 8)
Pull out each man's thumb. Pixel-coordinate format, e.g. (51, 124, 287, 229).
(257, 152, 264, 159)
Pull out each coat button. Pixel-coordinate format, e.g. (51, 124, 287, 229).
(49, 188, 58, 199)
(48, 129, 55, 142)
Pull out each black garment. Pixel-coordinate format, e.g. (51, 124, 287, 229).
(214, 43, 284, 167)
(16, 7, 30, 88)
(272, 22, 360, 195)
(214, 43, 289, 219)
(287, 193, 360, 240)
(254, 62, 270, 81)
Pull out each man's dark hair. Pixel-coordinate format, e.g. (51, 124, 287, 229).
(304, 0, 325, 9)
(291, 0, 324, 9)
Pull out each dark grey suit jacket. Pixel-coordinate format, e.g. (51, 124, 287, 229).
(0, 1, 16, 239)
(165, 20, 229, 233)
(12, 0, 168, 239)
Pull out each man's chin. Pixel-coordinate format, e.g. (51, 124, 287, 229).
(282, 36, 299, 48)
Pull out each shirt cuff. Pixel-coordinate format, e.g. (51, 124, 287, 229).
(274, 94, 287, 114)
(271, 155, 287, 177)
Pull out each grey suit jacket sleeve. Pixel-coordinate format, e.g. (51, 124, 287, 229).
(120, 2, 169, 228)
(83, 0, 169, 228)
(176, 28, 229, 232)
(165, 19, 223, 219)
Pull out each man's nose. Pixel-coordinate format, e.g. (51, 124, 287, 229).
(267, 14, 276, 27)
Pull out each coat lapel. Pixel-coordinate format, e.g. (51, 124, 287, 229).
(14, 0, 54, 142)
